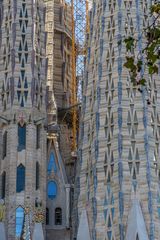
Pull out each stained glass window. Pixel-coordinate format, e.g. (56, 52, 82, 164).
(48, 152, 57, 174)
(18, 124, 26, 151)
(47, 181, 57, 199)
(16, 207, 24, 237)
(16, 164, 25, 193)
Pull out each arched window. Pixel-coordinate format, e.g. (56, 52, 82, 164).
(47, 181, 57, 199)
(18, 124, 26, 151)
(48, 152, 57, 174)
(55, 207, 62, 225)
(16, 164, 25, 193)
(1, 171, 6, 199)
(36, 162, 40, 190)
(16, 207, 24, 237)
(46, 207, 49, 225)
(2, 131, 7, 159)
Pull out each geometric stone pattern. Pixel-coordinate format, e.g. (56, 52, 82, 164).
(0, 0, 47, 239)
(77, 0, 160, 239)
(0, 0, 74, 240)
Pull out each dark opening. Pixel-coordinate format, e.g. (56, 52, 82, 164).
(46, 207, 49, 225)
(2, 131, 7, 159)
(36, 124, 41, 149)
(55, 207, 62, 225)
(1, 171, 6, 199)
(36, 162, 40, 190)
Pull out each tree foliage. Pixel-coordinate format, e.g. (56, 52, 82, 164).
(123, 2, 160, 88)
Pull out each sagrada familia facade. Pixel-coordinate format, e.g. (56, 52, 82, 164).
(0, 0, 160, 239)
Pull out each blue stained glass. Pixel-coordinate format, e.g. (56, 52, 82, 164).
(48, 181, 57, 199)
(18, 124, 26, 151)
(16, 207, 24, 237)
(48, 152, 57, 174)
(16, 164, 25, 193)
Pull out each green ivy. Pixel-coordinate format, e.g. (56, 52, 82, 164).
(123, 2, 160, 88)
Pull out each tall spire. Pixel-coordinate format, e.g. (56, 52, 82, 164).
(76, 0, 160, 238)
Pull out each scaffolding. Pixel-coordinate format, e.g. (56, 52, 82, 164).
(69, 0, 88, 151)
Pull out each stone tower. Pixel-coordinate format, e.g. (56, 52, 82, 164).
(0, 0, 47, 239)
(76, 0, 160, 239)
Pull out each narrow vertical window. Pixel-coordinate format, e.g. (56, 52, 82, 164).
(55, 207, 62, 225)
(47, 152, 57, 174)
(36, 124, 41, 149)
(16, 207, 24, 237)
(36, 162, 40, 190)
(1, 171, 6, 199)
(47, 181, 57, 199)
(16, 164, 25, 193)
(18, 124, 26, 151)
(2, 131, 7, 159)
(46, 208, 49, 225)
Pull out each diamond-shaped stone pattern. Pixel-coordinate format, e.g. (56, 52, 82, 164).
(1, 0, 12, 110)
(148, 78, 160, 223)
(34, 3, 43, 110)
(78, 0, 160, 239)
(17, 0, 29, 107)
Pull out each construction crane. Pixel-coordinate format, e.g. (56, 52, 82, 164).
(70, 0, 89, 151)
